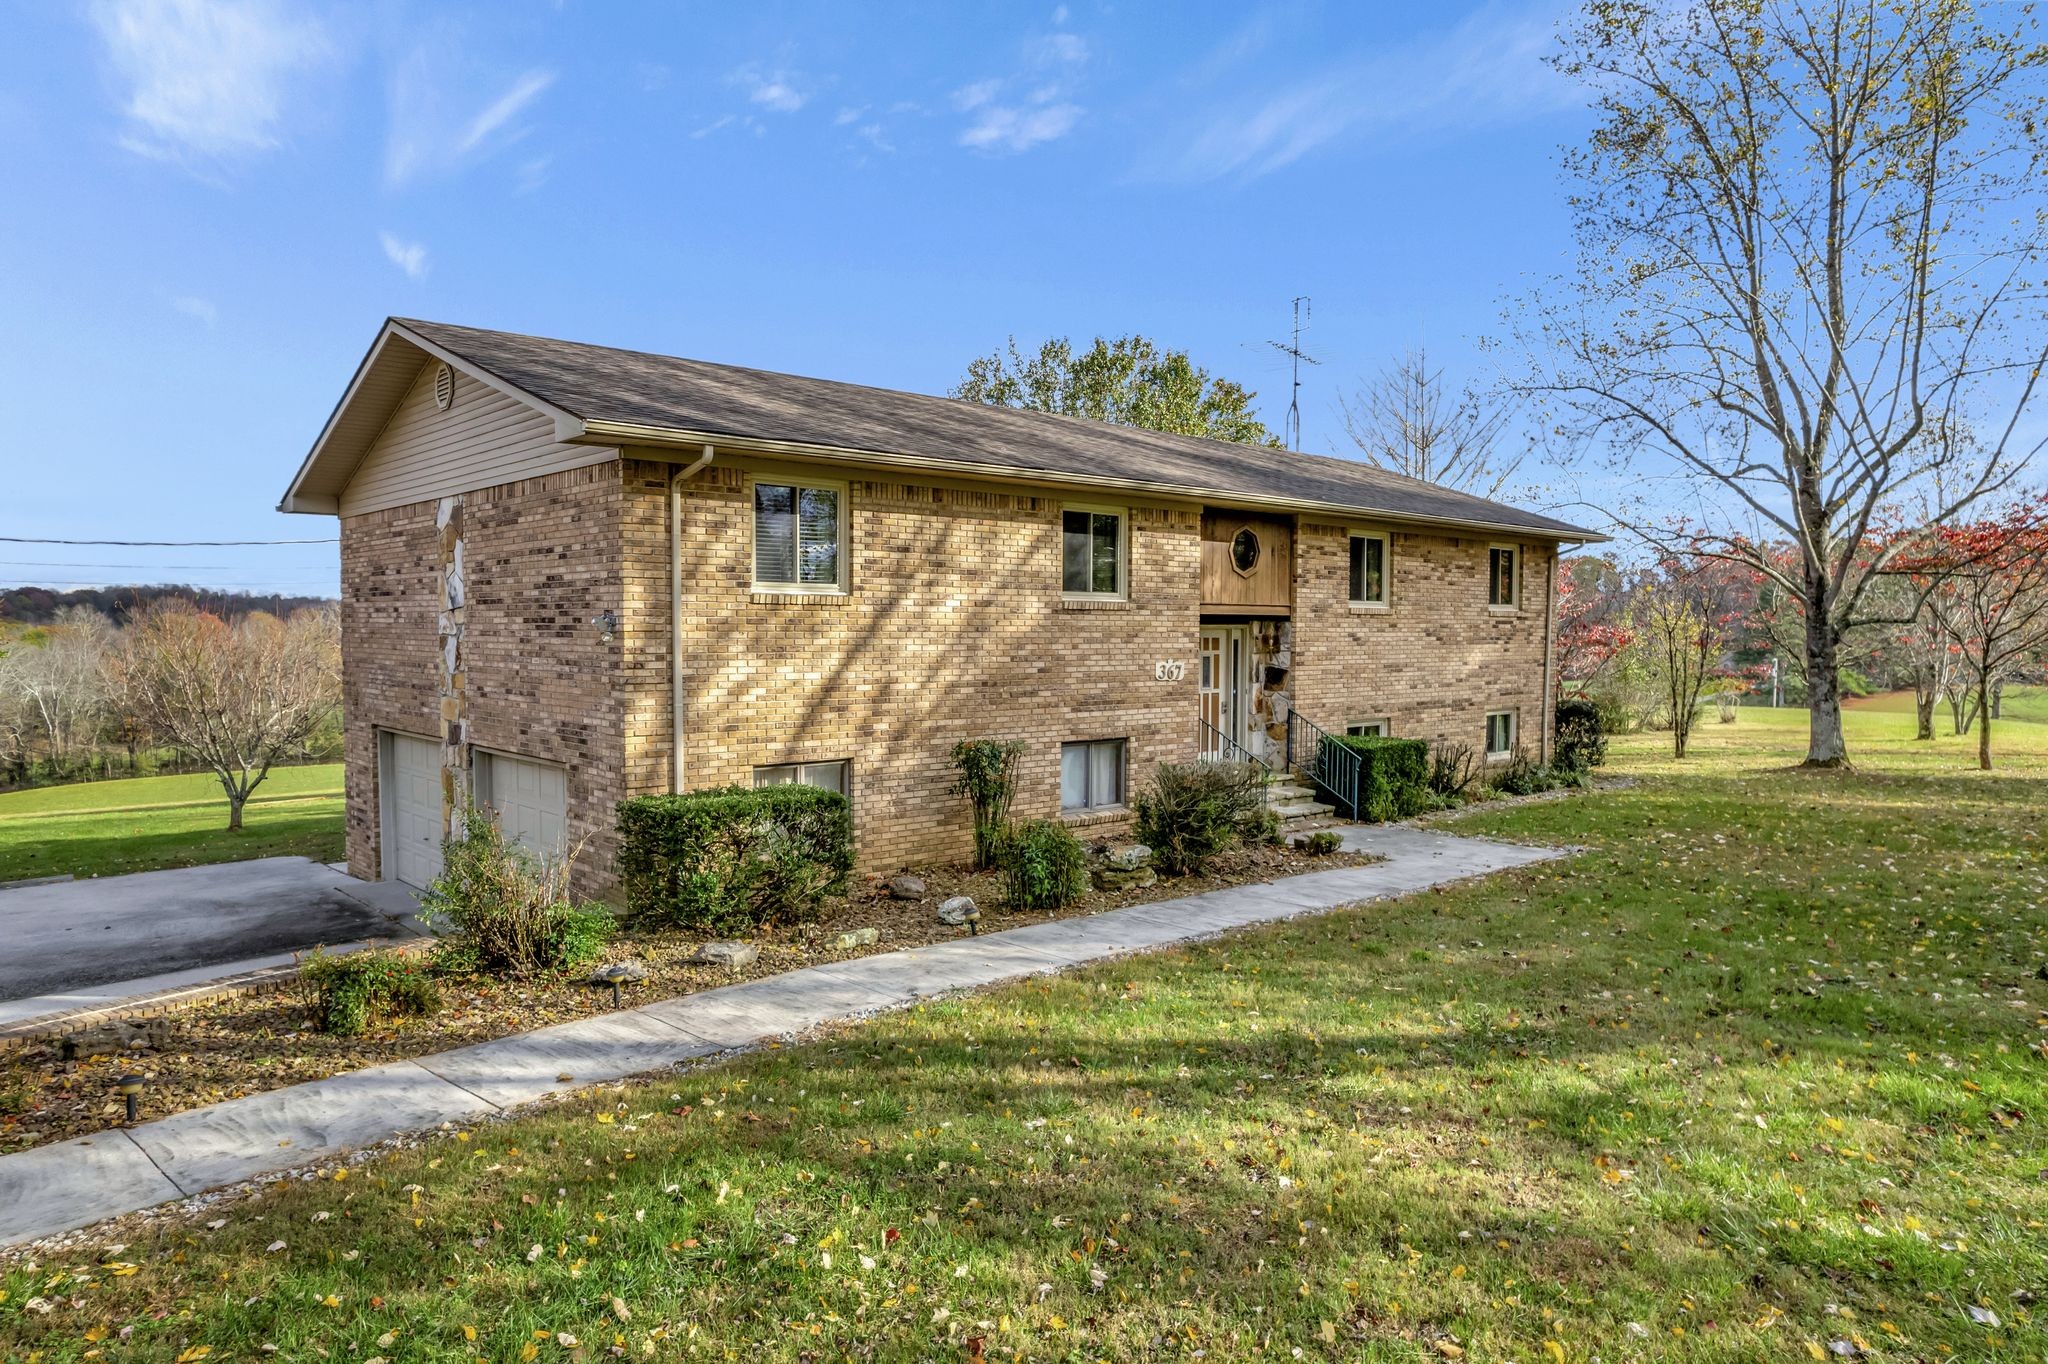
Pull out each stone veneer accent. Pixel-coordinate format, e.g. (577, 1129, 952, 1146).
(342, 454, 1558, 897)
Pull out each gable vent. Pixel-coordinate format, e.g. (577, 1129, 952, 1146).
(433, 363, 455, 411)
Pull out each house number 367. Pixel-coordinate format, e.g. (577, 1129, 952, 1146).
(1154, 660, 1187, 682)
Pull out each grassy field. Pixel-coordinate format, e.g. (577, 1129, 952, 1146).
(0, 763, 343, 882)
(1844, 683, 2048, 728)
(2, 717, 2042, 1362)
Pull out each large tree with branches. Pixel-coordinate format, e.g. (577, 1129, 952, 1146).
(1529, 0, 2048, 766)
(1336, 347, 1525, 498)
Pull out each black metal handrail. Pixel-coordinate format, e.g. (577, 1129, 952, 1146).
(1195, 716, 1272, 776)
(1284, 707, 1364, 819)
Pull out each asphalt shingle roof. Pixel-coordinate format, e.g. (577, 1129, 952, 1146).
(397, 318, 1597, 540)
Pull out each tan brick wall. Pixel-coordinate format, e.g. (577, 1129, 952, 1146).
(343, 451, 1561, 891)
(341, 463, 629, 900)
(1289, 523, 1556, 762)
(628, 460, 1202, 869)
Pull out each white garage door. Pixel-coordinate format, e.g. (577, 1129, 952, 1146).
(478, 752, 568, 861)
(384, 732, 445, 889)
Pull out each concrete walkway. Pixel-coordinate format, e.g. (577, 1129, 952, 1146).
(0, 825, 1566, 1247)
(0, 858, 424, 1032)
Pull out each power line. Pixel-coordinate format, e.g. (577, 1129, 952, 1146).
(0, 536, 338, 547)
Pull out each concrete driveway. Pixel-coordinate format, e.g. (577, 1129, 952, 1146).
(0, 857, 423, 1024)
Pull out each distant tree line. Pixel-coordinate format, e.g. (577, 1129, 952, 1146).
(0, 583, 335, 628)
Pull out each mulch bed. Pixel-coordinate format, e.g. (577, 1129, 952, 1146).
(0, 840, 1373, 1156)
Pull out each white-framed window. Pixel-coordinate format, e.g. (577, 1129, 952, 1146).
(1349, 531, 1389, 606)
(1345, 719, 1390, 738)
(1061, 505, 1127, 598)
(753, 478, 847, 592)
(1487, 544, 1519, 609)
(1060, 738, 1126, 811)
(1485, 711, 1516, 759)
(753, 760, 850, 797)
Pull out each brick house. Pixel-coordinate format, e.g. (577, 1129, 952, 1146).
(280, 319, 1601, 898)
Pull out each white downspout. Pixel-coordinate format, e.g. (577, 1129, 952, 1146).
(670, 444, 714, 793)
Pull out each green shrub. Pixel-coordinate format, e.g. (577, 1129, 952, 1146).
(301, 948, 440, 1037)
(1427, 740, 1482, 801)
(1326, 735, 1429, 822)
(950, 738, 1026, 870)
(1299, 830, 1343, 856)
(995, 818, 1090, 910)
(421, 804, 614, 976)
(617, 784, 854, 933)
(1553, 697, 1607, 775)
(1134, 760, 1269, 876)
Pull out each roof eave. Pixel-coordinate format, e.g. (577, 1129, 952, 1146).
(576, 417, 1609, 544)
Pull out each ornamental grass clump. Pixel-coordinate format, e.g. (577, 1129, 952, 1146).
(421, 803, 613, 977)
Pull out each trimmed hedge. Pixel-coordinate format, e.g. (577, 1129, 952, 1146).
(1553, 696, 1607, 774)
(1324, 735, 1430, 822)
(617, 785, 854, 932)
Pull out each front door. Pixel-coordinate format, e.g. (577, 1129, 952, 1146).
(1198, 625, 1251, 759)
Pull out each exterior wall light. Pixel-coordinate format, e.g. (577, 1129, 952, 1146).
(590, 610, 619, 643)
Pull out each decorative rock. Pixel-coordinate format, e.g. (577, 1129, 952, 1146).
(1102, 844, 1153, 872)
(689, 941, 758, 969)
(58, 1020, 171, 1061)
(1092, 865, 1159, 892)
(937, 895, 979, 926)
(887, 874, 927, 901)
(588, 961, 650, 984)
(830, 927, 881, 950)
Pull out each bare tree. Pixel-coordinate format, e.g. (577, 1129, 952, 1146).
(1337, 347, 1523, 498)
(114, 602, 340, 830)
(0, 607, 115, 774)
(1638, 564, 1736, 758)
(1528, 0, 2048, 768)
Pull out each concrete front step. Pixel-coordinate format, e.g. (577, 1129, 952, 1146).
(1270, 798, 1336, 820)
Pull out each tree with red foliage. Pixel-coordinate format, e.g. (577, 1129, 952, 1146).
(1554, 563, 1634, 699)
(1901, 502, 2048, 770)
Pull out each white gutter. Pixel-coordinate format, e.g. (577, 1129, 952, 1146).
(669, 444, 715, 793)
(576, 418, 1608, 545)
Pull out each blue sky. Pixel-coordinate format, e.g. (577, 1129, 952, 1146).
(0, 0, 1591, 596)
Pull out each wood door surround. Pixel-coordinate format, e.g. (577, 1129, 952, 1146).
(1200, 510, 1293, 615)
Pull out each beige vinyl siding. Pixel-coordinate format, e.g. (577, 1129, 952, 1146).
(338, 361, 617, 515)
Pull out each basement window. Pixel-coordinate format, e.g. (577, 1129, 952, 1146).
(1485, 711, 1517, 760)
(753, 760, 849, 797)
(754, 481, 846, 592)
(1060, 739, 1126, 811)
(1345, 719, 1390, 738)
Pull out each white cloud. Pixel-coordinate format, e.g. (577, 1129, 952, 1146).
(960, 101, 1081, 153)
(384, 39, 558, 188)
(1162, 2, 1579, 181)
(514, 155, 551, 193)
(89, 0, 330, 165)
(379, 231, 428, 280)
(951, 79, 1001, 112)
(457, 68, 555, 154)
(169, 294, 218, 326)
(953, 21, 1089, 154)
(833, 104, 865, 126)
(729, 63, 807, 114)
(1051, 4, 1069, 24)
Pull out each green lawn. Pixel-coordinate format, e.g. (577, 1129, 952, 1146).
(3, 720, 2043, 1362)
(0, 763, 343, 882)
(1844, 683, 2048, 728)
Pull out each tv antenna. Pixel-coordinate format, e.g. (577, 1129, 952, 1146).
(1266, 295, 1320, 450)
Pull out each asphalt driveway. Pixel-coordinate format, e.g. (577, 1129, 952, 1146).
(0, 857, 422, 1011)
